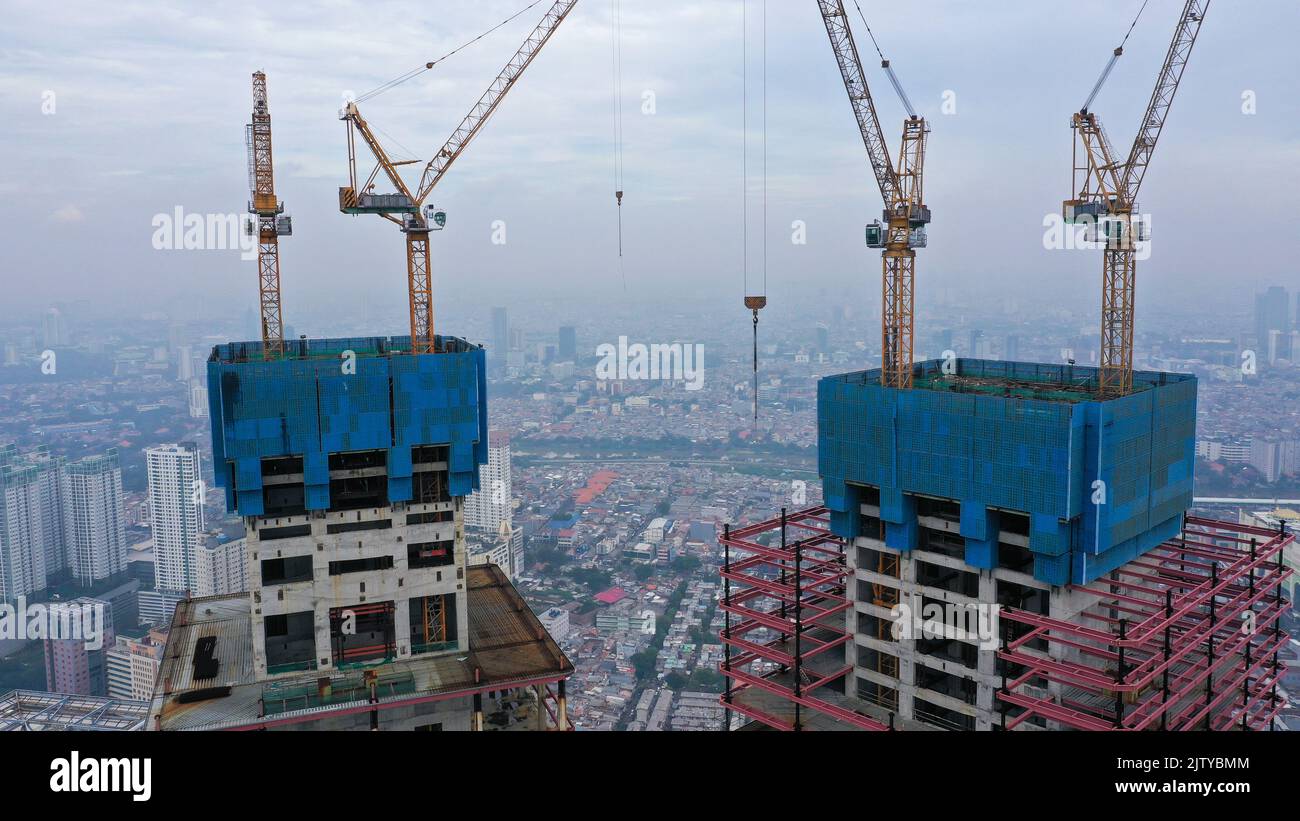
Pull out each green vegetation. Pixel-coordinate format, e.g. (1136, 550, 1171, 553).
(686, 668, 723, 693)
(671, 555, 701, 574)
(569, 567, 612, 593)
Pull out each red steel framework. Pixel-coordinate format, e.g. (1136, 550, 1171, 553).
(719, 508, 1292, 732)
(719, 506, 890, 731)
(997, 516, 1293, 731)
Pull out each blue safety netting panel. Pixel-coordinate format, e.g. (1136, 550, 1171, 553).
(207, 335, 488, 516)
(818, 359, 1196, 586)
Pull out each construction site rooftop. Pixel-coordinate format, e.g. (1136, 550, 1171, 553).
(828, 359, 1195, 404)
(150, 564, 572, 731)
(208, 333, 480, 365)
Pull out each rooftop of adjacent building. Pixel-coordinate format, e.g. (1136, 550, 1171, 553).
(826, 358, 1196, 405)
(0, 690, 150, 731)
(149, 564, 572, 731)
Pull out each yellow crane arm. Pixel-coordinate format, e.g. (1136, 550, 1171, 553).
(816, 0, 901, 209)
(414, 0, 579, 205)
(1118, 0, 1209, 203)
(340, 101, 419, 211)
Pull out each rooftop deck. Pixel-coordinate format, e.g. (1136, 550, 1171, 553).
(150, 564, 573, 731)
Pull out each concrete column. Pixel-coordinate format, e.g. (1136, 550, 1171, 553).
(314, 601, 332, 671)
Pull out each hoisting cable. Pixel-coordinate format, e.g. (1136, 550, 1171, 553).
(1080, 0, 1151, 113)
(612, 0, 626, 284)
(740, 0, 767, 424)
(355, 0, 546, 103)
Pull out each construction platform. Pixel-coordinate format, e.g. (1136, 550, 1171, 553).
(149, 564, 573, 731)
(819, 359, 1196, 586)
(718, 507, 1293, 731)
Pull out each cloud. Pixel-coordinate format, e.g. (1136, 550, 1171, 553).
(51, 204, 83, 223)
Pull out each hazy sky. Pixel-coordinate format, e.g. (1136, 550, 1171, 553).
(2, 0, 1297, 326)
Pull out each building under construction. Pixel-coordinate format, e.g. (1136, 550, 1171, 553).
(147, 336, 572, 731)
(718, 360, 1293, 731)
(712, 1, 1292, 732)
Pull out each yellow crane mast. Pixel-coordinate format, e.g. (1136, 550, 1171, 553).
(1064, 0, 1209, 396)
(339, 1, 578, 355)
(817, 0, 930, 390)
(247, 71, 291, 359)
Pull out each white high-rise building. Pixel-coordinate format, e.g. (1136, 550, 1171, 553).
(176, 344, 194, 382)
(196, 537, 248, 597)
(188, 380, 209, 419)
(0, 455, 49, 603)
(146, 443, 205, 594)
(464, 431, 512, 532)
(42, 307, 69, 348)
(29, 448, 68, 578)
(64, 450, 126, 584)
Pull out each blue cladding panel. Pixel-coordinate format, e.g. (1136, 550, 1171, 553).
(207, 335, 488, 515)
(818, 359, 1196, 586)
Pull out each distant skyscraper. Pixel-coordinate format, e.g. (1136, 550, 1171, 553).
(1255, 286, 1288, 349)
(936, 328, 954, 354)
(816, 323, 830, 354)
(0, 451, 50, 602)
(64, 450, 126, 585)
(559, 325, 577, 362)
(0, 444, 66, 601)
(29, 448, 69, 578)
(188, 380, 209, 419)
(42, 307, 69, 348)
(146, 443, 205, 594)
(1004, 333, 1021, 362)
(465, 431, 512, 532)
(44, 597, 115, 696)
(176, 344, 194, 381)
(491, 306, 509, 367)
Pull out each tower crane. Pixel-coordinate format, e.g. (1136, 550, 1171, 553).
(816, 0, 929, 714)
(339, 1, 578, 355)
(817, 0, 930, 390)
(247, 71, 292, 359)
(1064, 0, 1209, 396)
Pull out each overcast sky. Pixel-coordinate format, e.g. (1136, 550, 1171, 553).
(2, 0, 1297, 325)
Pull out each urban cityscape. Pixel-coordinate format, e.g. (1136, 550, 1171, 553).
(0, 2, 1297, 796)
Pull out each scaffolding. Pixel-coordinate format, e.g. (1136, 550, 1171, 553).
(719, 506, 890, 731)
(998, 516, 1293, 731)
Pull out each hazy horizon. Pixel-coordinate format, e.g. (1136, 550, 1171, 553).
(3, 0, 1297, 325)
